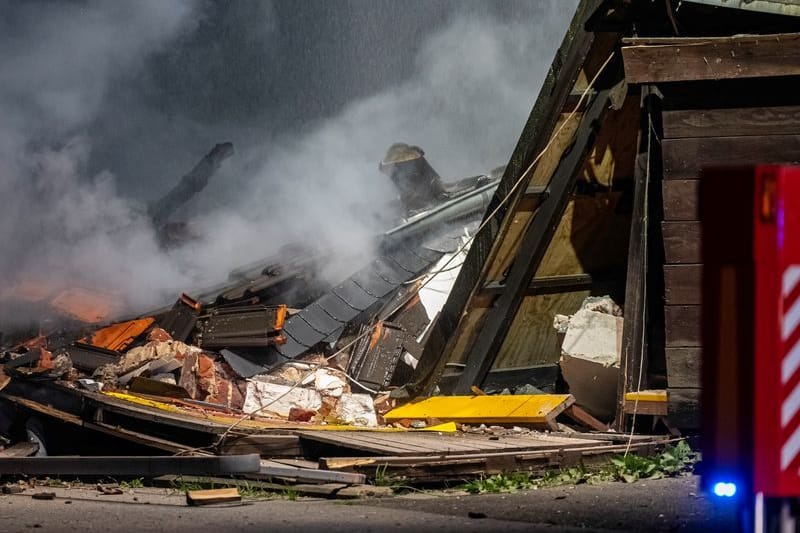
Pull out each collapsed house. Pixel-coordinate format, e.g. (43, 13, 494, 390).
(1, 0, 798, 486)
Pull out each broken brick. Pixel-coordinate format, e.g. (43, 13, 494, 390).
(288, 407, 316, 422)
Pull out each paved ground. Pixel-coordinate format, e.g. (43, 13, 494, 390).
(0, 475, 738, 532)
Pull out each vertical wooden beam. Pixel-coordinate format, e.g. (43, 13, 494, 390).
(453, 81, 617, 394)
(614, 86, 662, 430)
(400, 0, 606, 398)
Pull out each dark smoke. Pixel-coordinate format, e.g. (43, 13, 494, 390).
(0, 0, 577, 327)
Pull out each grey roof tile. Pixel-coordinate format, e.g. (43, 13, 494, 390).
(316, 293, 361, 323)
(332, 279, 377, 311)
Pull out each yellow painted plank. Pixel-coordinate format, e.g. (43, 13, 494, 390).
(102, 392, 456, 432)
(384, 394, 574, 424)
(625, 390, 667, 402)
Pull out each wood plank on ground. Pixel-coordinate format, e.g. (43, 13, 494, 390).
(319, 440, 663, 482)
(186, 488, 241, 506)
(622, 33, 800, 84)
(258, 459, 366, 485)
(296, 429, 604, 458)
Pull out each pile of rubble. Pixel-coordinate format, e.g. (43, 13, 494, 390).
(0, 144, 502, 436)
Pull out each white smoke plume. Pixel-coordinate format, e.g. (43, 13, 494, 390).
(0, 0, 577, 329)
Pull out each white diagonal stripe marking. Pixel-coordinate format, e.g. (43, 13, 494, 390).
(782, 425, 800, 471)
(783, 298, 800, 341)
(785, 266, 800, 297)
(783, 382, 800, 427)
(782, 339, 800, 384)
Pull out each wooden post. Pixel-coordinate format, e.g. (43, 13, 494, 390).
(614, 85, 662, 430)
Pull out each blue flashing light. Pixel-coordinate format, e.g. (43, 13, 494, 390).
(712, 482, 737, 498)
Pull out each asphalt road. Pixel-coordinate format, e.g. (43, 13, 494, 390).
(0, 475, 738, 533)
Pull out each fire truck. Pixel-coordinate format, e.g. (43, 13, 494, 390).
(701, 165, 800, 531)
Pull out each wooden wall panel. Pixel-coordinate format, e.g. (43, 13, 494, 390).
(662, 135, 800, 180)
(668, 387, 700, 429)
(622, 34, 800, 84)
(581, 95, 639, 185)
(665, 305, 701, 348)
(662, 222, 701, 264)
(535, 193, 631, 278)
(664, 264, 702, 306)
(662, 180, 699, 221)
(665, 347, 701, 388)
(494, 290, 589, 369)
(663, 105, 800, 139)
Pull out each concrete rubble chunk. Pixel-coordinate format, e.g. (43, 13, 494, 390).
(336, 392, 378, 427)
(314, 367, 347, 397)
(243, 380, 322, 418)
(555, 295, 622, 421)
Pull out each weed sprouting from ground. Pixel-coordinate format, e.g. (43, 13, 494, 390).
(119, 478, 144, 489)
(460, 440, 699, 494)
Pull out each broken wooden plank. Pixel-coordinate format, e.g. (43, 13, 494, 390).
(257, 459, 366, 485)
(563, 404, 609, 431)
(320, 440, 661, 482)
(0, 454, 261, 476)
(665, 305, 702, 348)
(623, 390, 668, 416)
(384, 394, 574, 426)
(84, 421, 204, 455)
(662, 105, 800, 139)
(218, 434, 302, 457)
(662, 222, 701, 264)
(662, 180, 699, 221)
(622, 33, 800, 84)
(154, 475, 354, 498)
(664, 264, 702, 306)
(0, 442, 38, 457)
(186, 488, 241, 506)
